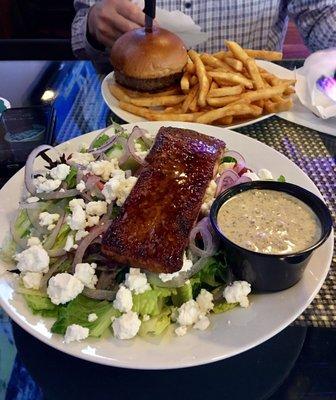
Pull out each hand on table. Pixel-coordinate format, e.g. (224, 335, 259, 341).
(87, 0, 145, 48)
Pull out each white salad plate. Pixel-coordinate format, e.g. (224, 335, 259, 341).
(0, 121, 333, 370)
(101, 61, 295, 129)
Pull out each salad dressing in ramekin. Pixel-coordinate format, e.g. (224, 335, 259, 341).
(217, 189, 321, 255)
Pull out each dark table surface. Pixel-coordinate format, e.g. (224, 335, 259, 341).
(0, 59, 335, 400)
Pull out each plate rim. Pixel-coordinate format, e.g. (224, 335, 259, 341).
(0, 121, 333, 369)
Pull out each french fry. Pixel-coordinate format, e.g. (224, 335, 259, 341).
(149, 112, 204, 122)
(189, 87, 199, 112)
(208, 85, 243, 98)
(163, 105, 182, 113)
(225, 41, 250, 64)
(188, 50, 210, 107)
(113, 85, 180, 98)
(119, 102, 153, 119)
(196, 103, 260, 124)
(185, 57, 196, 74)
(207, 71, 253, 89)
(214, 116, 234, 125)
(201, 53, 227, 69)
(246, 58, 264, 90)
(180, 72, 190, 93)
(109, 84, 132, 102)
(207, 95, 245, 107)
(181, 84, 199, 113)
(239, 84, 289, 103)
(284, 86, 295, 95)
(190, 75, 198, 86)
(222, 57, 243, 71)
(209, 81, 218, 91)
(129, 95, 185, 107)
(216, 49, 282, 61)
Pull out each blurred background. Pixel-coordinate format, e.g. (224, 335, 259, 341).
(0, 0, 310, 60)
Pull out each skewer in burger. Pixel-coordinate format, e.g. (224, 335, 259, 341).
(110, 27, 188, 92)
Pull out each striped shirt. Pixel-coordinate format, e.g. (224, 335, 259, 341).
(72, 0, 336, 61)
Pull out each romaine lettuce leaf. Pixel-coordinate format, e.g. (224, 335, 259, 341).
(212, 301, 237, 314)
(51, 294, 119, 337)
(138, 308, 171, 337)
(132, 287, 172, 317)
(193, 254, 229, 288)
(24, 293, 59, 318)
(15, 210, 32, 238)
(171, 281, 193, 307)
(65, 166, 77, 189)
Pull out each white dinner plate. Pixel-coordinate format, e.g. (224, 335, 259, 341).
(101, 61, 295, 129)
(0, 121, 333, 370)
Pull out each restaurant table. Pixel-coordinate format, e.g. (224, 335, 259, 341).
(0, 59, 335, 400)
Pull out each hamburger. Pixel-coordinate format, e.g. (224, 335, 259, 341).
(110, 27, 188, 92)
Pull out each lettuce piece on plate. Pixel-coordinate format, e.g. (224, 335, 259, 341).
(213, 301, 237, 314)
(132, 287, 172, 317)
(65, 167, 78, 189)
(192, 254, 229, 289)
(171, 281, 193, 307)
(51, 295, 119, 338)
(138, 308, 171, 337)
(17, 287, 59, 318)
(14, 210, 32, 239)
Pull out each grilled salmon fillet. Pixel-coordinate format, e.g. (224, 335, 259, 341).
(101, 126, 225, 273)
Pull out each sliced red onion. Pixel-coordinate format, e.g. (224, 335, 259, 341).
(235, 175, 252, 184)
(215, 169, 240, 196)
(222, 150, 246, 174)
(88, 130, 118, 155)
(85, 175, 101, 191)
(115, 136, 130, 165)
(72, 222, 111, 273)
(43, 213, 65, 251)
(147, 256, 210, 288)
(40, 255, 68, 288)
(189, 217, 219, 258)
(37, 188, 79, 200)
(127, 126, 147, 165)
(76, 169, 84, 185)
(80, 192, 93, 202)
(19, 202, 41, 210)
(82, 287, 117, 301)
(25, 145, 55, 195)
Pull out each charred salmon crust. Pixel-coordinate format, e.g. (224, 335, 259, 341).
(101, 127, 225, 274)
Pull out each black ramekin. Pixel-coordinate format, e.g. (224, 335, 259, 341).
(210, 181, 333, 292)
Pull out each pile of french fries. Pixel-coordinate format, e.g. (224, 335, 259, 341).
(109, 40, 295, 126)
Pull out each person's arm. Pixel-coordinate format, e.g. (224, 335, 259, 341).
(71, 0, 108, 61)
(288, 0, 336, 52)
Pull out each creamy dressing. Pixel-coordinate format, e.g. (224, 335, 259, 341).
(217, 189, 321, 255)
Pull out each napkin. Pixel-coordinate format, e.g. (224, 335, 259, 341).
(294, 49, 336, 120)
(132, 0, 209, 48)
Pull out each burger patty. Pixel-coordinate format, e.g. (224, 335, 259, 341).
(114, 70, 183, 92)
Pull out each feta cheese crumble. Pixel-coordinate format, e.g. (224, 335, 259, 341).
(49, 163, 70, 181)
(196, 289, 214, 313)
(22, 272, 43, 290)
(112, 311, 141, 339)
(47, 273, 84, 305)
(113, 285, 133, 313)
(68, 152, 94, 167)
(88, 313, 98, 322)
(223, 281, 251, 308)
(63, 234, 77, 252)
(76, 180, 86, 192)
(175, 325, 187, 337)
(74, 263, 98, 289)
(26, 196, 39, 203)
(34, 176, 61, 193)
(67, 198, 86, 231)
(176, 300, 201, 326)
(39, 212, 60, 231)
(85, 201, 107, 216)
(75, 229, 89, 242)
(102, 170, 137, 206)
(64, 324, 89, 344)
(201, 180, 217, 215)
(89, 159, 119, 181)
(124, 268, 150, 294)
(86, 216, 100, 227)
(257, 168, 274, 180)
(159, 253, 192, 282)
(193, 315, 210, 331)
(15, 245, 49, 273)
(27, 236, 41, 247)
